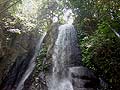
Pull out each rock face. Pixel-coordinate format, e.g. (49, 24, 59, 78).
(47, 24, 99, 90)
(0, 23, 99, 90)
(0, 32, 40, 90)
(0, 49, 35, 90)
(23, 23, 60, 90)
(69, 66, 99, 90)
(24, 23, 99, 90)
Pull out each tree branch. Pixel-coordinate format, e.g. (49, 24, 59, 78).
(0, 0, 21, 15)
(108, 24, 120, 38)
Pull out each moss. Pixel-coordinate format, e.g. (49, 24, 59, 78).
(33, 44, 48, 77)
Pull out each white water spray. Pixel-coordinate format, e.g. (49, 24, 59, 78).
(16, 32, 46, 90)
(49, 24, 78, 90)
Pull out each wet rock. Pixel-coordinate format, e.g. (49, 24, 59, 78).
(69, 66, 99, 90)
(0, 32, 39, 90)
(73, 87, 94, 90)
(0, 49, 35, 90)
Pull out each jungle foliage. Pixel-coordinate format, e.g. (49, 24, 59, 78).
(0, 0, 120, 89)
(0, 0, 69, 60)
(69, 0, 120, 89)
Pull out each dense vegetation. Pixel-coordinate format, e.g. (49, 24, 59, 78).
(0, 0, 70, 87)
(69, 0, 120, 89)
(0, 0, 120, 90)
(0, 0, 67, 62)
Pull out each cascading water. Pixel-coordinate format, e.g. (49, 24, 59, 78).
(0, 32, 46, 90)
(49, 24, 81, 90)
(16, 32, 46, 90)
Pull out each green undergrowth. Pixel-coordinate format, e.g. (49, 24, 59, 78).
(78, 22, 120, 89)
(34, 44, 48, 77)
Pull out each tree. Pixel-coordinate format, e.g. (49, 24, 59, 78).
(69, 0, 120, 89)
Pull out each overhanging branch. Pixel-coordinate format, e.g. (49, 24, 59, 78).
(0, 0, 21, 15)
(108, 24, 120, 38)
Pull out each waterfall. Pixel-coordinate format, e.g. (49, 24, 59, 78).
(49, 24, 81, 90)
(16, 32, 46, 90)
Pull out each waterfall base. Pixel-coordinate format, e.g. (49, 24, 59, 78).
(49, 79, 73, 90)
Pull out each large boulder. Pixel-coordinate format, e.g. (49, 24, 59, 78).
(69, 66, 99, 90)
